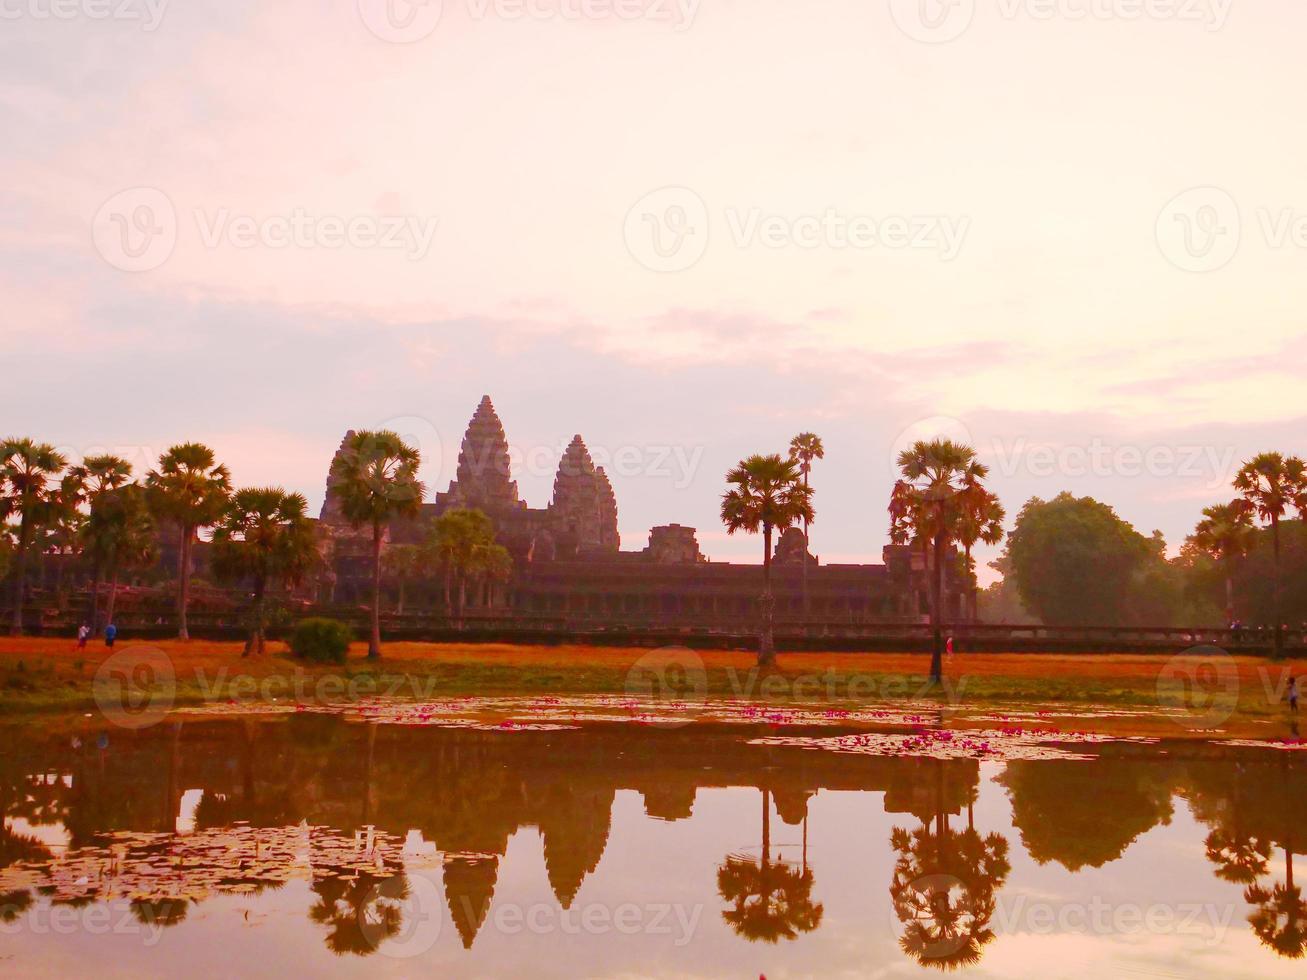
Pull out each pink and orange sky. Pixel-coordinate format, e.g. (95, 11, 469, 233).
(4, 0, 1306, 576)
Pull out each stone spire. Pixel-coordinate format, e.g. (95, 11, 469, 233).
(550, 435, 618, 553)
(595, 466, 620, 551)
(319, 430, 356, 524)
(443, 396, 521, 512)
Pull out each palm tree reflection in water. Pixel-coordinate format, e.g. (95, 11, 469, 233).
(716, 788, 823, 943)
(888, 761, 1010, 970)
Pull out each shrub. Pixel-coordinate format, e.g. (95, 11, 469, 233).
(289, 618, 353, 665)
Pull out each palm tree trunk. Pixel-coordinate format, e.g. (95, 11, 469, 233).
(368, 523, 383, 659)
(10, 512, 32, 636)
(1271, 516, 1283, 658)
(801, 470, 810, 619)
(88, 560, 103, 632)
(106, 567, 120, 625)
(965, 543, 978, 623)
(759, 522, 775, 667)
(930, 510, 945, 685)
(54, 556, 67, 612)
(177, 524, 192, 641)
(1224, 564, 1235, 625)
(244, 574, 266, 657)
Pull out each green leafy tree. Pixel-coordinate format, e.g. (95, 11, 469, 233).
(0, 439, 69, 635)
(1234, 453, 1307, 657)
(470, 541, 513, 610)
(891, 440, 989, 683)
(211, 488, 318, 656)
(788, 433, 824, 613)
(1188, 500, 1257, 624)
(954, 483, 1005, 623)
(145, 444, 232, 640)
(382, 543, 423, 615)
(41, 468, 88, 613)
(73, 454, 134, 628)
(428, 508, 497, 624)
(329, 431, 425, 658)
(721, 454, 814, 666)
(83, 484, 157, 627)
(1005, 492, 1160, 627)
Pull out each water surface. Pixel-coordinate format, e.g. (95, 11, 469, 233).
(1, 714, 1304, 977)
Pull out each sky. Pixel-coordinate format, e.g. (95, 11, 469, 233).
(4, 0, 1306, 580)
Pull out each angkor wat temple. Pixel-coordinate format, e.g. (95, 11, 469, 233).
(319, 396, 949, 627)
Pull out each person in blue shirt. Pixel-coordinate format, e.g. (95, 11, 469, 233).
(104, 622, 118, 648)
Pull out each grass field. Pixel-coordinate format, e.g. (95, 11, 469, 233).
(1, 636, 1303, 736)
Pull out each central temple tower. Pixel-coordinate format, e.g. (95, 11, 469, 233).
(436, 395, 524, 513)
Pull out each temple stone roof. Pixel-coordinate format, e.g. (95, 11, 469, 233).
(439, 395, 523, 513)
(549, 435, 619, 553)
(319, 430, 356, 524)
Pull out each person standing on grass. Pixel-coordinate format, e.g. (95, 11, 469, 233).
(77, 623, 90, 649)
(1288, 677, 1299, 713)
(104, 622, 117, 649)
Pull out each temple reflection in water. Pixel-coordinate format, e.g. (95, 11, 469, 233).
(2, 716, 1305, 971)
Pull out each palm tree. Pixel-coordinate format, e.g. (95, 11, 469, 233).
(721, 454, 814, 667)
(892, 440, 989, 685)
(1205, 828, 1271, 885)
(888, 762, 1011, 970)
(1245, 839, 1307, 960)
(382, 543, 422, 615)
(953, 482, 1005, 624)
(83, 484, 157, 628)
(1233, 453, 1307, 658)
(329, 431, 425, 658)
(470, 542, 513, 610)
(211, 488, 318, 656)
(716, 788, 824, 943)
(428, 508, 497, 624)
(788, 433, 824, 615)
(145, 444, 232, 640)
(1190, 500, 1257, 625)
(43, 469, 87, 613)
(0, 439, 69, 635)
(73, 454, 134, 628)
